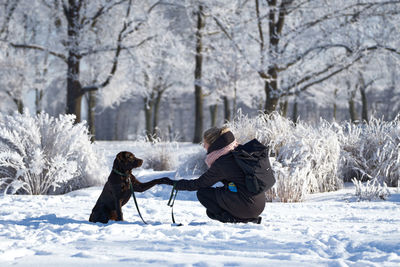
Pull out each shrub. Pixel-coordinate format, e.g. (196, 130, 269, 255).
(352, 178, 390, 201)
(175, 148, 207, 178)
(228, 111, 342, 202)
(140, 136, 180, 171)
(338, 117, 400, 187)
(0, 111, 107, 195)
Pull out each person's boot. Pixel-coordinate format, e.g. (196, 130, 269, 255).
(215, 211, 237, 223)
(206, 210, 218, 220)
(236, 216, 262, 224)
(248, 216, 262, 224)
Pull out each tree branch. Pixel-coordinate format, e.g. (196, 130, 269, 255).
(4, 41, 67, 62)
(212, 16, 268, 80)
(255, 0, 265, 66)
(0, 0, 21, 38)
(285, 63, 337, 92)
(80, 37, 153, 57)
(284, 1, 400, 39)
(82, 1, 165, 93)
(278, 44, 353, 71)
(81, 0, 128, 27)
(285, 55, 364, 96)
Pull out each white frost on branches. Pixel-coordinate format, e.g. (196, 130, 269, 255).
(228, 111, 342, 202)
(139, 135, 180, 171)
(339, 116, 400, 187)
(0, 111, 107, 195)
(352, 178, 390, 201)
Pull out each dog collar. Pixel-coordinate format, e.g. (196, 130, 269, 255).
(112, 168, 129, 177)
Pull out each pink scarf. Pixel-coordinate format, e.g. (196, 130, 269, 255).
(205, 140, 238, 168)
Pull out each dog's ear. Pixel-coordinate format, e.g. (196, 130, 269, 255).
(113, 151, 126, 170)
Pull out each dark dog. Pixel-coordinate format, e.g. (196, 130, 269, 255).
(89, 151, 173, 223)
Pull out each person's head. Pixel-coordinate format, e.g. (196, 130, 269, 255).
(203, 126, 232, 151)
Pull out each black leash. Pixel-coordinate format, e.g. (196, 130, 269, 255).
(113, 168, 181, 226)
(129, 179, 148, 225)
(113, 168, 147, 225)
(167, 183, 182, 226)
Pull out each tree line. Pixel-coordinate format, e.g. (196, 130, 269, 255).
(1, 0, 400, 142)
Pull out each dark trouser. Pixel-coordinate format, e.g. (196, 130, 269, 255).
(196, 187, 247, 223)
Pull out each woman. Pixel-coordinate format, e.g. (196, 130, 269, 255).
(173, 126, 264, 224)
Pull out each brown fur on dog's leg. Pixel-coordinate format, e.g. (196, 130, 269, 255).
(109, 210, 119, 221)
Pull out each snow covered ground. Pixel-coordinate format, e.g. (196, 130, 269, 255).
(0, 142, 399, 266)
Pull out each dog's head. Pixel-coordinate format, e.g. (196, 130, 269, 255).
(113, 151, 143, 173)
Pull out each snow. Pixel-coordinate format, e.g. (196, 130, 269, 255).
(1, 142, 400, 266)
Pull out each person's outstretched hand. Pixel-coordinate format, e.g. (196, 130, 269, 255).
(157, 177, 175, 185)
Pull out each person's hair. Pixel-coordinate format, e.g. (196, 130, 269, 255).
(203, 126, 230, 146)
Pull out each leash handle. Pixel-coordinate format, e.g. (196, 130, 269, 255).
(167, 183, 181, 225)
(129, 180, 147, 225)
(167, 183, 178, 207)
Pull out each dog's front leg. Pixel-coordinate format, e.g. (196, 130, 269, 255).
(132, 179, 160, 192)
(111, 184, 124, 221)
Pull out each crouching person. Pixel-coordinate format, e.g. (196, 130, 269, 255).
(171, 126, 274, 224)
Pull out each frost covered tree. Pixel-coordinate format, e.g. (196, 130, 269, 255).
(180, 1, 207, 143)
(208, 0, 400, 114)
(182, 1, 263, 141)
(3, 0, 166, 125)
(0, 2, 58, 114)
(124, 29, 189, 140)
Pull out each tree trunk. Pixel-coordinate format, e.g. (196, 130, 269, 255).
(144, 95, 154, 140)
(88, 91, 96, 141)
(65, 1, 83, 123)
(209, 104, 218, 127)
(292, 98, 298, 122)
(349, 98, 358, 123)
(360, 87, 368, 123)
(152, 90, 163, 137)
(333, 88, 338, 121)
(223, 96, 230, 122)
(233, 88, 237, 116)
(193, 5, 205, 143)
(280, 96, 288, 117)
(35, 88, 43, 114)
(347, 81, 358, 123)
(264, 66, 279, 113)
(17, 99, 24, 114)
(358, 73, 368, 123)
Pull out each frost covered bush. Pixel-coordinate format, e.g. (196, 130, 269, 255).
(339, 117, 400, 187)
(0, 111, 107, 195)
(175, 149, 208, 178)
(140, 136, 180, 171)
(227, 109, 270, 144)
(228, 112, 342, 202)
(352, 178, 390, 201)
(228, 112, 400, 202)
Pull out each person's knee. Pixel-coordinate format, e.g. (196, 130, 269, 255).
(196, 188, 207, 203)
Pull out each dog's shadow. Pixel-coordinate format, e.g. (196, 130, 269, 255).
(0, 214, 159, 228)
(0, 214, 91, 229)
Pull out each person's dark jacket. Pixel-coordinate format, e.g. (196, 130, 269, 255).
(175, 149, 266, 219)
